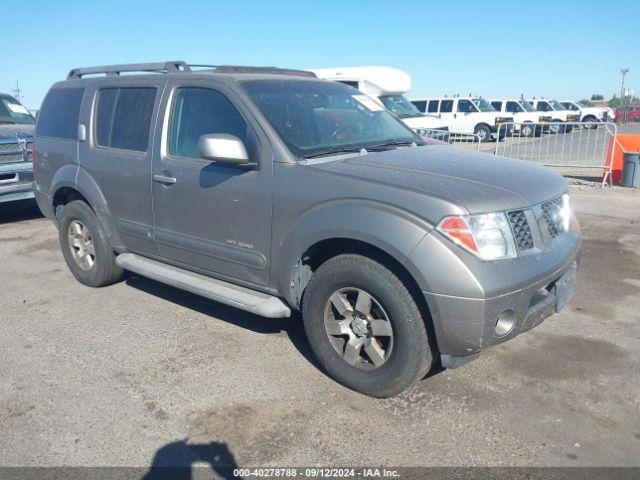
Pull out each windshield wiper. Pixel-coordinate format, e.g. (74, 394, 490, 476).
(303, 147, 365, 159)
(367, 140, 417, 150)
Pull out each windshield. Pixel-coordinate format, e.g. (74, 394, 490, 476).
(550, 100, 566, 110)
(0, 96, 35, 125)
(472, 98, 496, 112)
(243, 80, 423, 159)
(520, 100, 536, 112)
(378, 95, 422, 119)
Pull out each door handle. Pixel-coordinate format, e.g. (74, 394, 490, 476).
(153, 174, 177, 185)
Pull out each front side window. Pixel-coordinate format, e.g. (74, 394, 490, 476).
(550, 100, 566, 110)
(471, 98, 496, 112)
(506, 101, 522, 113)
(0, 95, 35, 125)
(37, 88, 85, 139)
(95, 87, 156, 152)
(412, 100, 426, 113)
(537, 101, 551, 111)
(242, 80, 422, 159)
(440, 100, 453, 113)
(457, 99, 477, 113)
(379, 95, 422, 119)
(427, 100, 439, 113)
(562, 102, 579, 110)
(490, 101, 502, 111)
(520, 101, 536, 112)
(168, 87, 248, 159)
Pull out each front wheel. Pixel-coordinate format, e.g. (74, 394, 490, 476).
(521, 122, 534, 137)
(474, 124, 492, 142)
(301, 254, 434, 398)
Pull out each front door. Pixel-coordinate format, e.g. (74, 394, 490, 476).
(151, 80, 273, 287)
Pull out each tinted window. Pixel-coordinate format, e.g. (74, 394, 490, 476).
(95, 89, 118, 147)
(457, 99, 475, 113)
(440, 100, 453, 113)
(37, 88, 85, 139)
(95, 87, 156, 152)
(491, 101, 502, 111)
(169, 88, 248, 159)
(337, 81, 360, 89)
(538, 102, 551, 111)
(412, 101, 426, 113)
(506, 101, 522, 113)
(427, 100, 439, 113)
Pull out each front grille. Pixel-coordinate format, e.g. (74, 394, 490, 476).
(541, 197, 563, 238)
(0, 141, 30, 164)
(0, 153, 24, 164)
(0, 142, 21, 154)
(508, 210, 534, 250)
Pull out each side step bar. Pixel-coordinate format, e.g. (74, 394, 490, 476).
(116, 253, 291, 318)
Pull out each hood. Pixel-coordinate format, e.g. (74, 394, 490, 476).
(309, 145, 567, 214)
(0, 124, 34, 142)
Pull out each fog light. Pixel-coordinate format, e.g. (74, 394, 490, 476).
(495, 310, 516, 336)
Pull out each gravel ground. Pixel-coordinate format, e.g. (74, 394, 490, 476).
(0, 183, 639, 470)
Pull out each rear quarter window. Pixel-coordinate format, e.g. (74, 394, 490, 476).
(36, 88, 85, 140)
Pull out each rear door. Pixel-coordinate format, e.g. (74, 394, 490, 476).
(454, 99, 477, 132)
(80, 79, 164, 254)
(438, 99, 456, 129)
(150, 78, 273, 287)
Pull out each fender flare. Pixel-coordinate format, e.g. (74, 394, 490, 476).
(272, 200, 435, 307)
(51, 165, 123, 246)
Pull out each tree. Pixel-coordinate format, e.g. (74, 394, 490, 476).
(590, 94, 604, 101)
(579, 99, 594, 107)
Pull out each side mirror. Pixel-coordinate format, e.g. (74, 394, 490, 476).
(198, 133, 251, 166)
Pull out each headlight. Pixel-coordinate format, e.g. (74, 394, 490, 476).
(436, 212, 517, 260)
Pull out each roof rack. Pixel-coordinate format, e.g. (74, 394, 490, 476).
(67, 61, 317, 79)
(68, 61, 190, 79)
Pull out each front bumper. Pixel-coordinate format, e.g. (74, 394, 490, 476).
(426, 251, 579, 365)
(0, 166, 34, 204)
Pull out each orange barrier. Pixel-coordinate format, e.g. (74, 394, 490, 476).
(607, 134, 640, 183)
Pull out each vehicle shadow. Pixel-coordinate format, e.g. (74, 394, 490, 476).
(124, 274, 321, 370)
(141, 439, 239, 480)
(0, 199, 43, 225)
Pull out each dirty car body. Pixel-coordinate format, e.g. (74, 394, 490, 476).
(33, 62, 581, 396)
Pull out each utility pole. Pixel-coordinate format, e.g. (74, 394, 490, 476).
(12, 81, 22, 102)
(620, 68, 629, 124)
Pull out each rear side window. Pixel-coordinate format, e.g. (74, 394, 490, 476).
(427, 100, 439, 113)
(440, 100, 453, 113)
(506, 101, 521, 113)
(37, 88, 85, 139)
(95, 87, 157, 152)
(538, 102, 551, 111)
(168, 87, 248, 159)
(412, 101, 426, 112)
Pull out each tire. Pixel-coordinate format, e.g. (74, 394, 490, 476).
(583, 115, 598, 129)
(58, 200, 123, 287)
(301, 254, 434, 397)
(550, 119, 564, 134)
(520, 122, 534, 137)
(474, 124, 492, 143)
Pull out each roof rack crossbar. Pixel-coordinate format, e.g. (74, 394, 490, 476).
(67, 61, 190, 79)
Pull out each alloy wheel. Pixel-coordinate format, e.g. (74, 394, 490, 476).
(67, 220, 96, 270)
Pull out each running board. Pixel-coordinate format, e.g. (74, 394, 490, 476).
(116, 253, 291, 318)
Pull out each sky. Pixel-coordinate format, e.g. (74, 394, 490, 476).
(2, 0, 639, 109)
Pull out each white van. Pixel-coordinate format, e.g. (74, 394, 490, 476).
(561, 100, 614, 127)
(489, 99, 552, 137)
(311, 66, 449, 132)
(527, 99, 579, 133)
(411, 96, 513, 142)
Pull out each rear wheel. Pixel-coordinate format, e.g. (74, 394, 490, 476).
(583, 115, 598, 129)
(550, 119, 564, 134)
(58, 200, 123, 287)
(301, 254, 434, 398)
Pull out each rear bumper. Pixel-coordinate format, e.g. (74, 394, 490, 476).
(424, 250, 579, 362)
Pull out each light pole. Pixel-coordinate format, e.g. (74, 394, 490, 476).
(620, 68, 629, 124)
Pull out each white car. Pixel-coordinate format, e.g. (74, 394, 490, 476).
(561, 100, 614, 127)
(527, 99, 580, 133)
(489, 99, 552, 137)
(311, 66, 449, 132)
(411, 96, 513, 142)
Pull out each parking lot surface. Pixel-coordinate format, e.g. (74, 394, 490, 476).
(1, 183, 639, 468)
